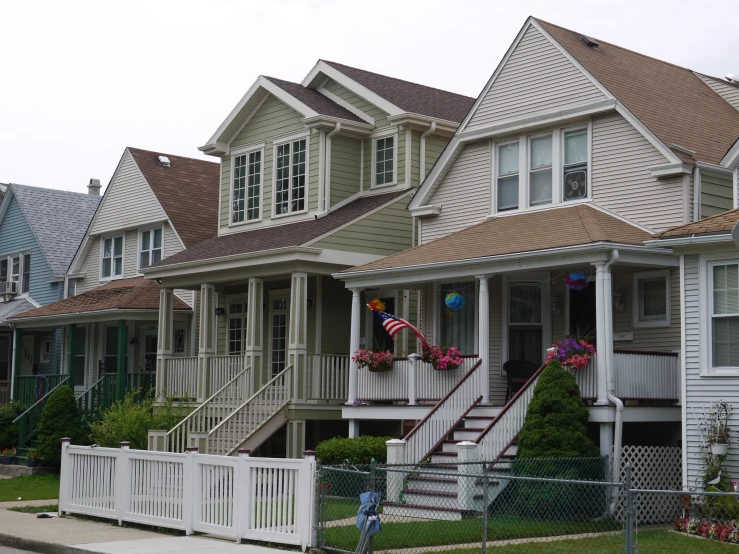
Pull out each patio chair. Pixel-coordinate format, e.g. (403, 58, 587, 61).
(503, 359, 539, 403)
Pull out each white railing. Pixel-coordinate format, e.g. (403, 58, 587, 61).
(416, 357, 479, 401)
(208, 365, 293, 456)
(475, 365, 544, 462)
(208, 355, 246, 394)
(308, 355, 350, 401)
(357, 359, 410, 401)
(573, 354, 598, 399)
(614, 352, 679, 400)
(163, 367, 251, 453)
(163, 357, 200, 399)
(404, 360, 483, 464)
(59, 441, 315, 550)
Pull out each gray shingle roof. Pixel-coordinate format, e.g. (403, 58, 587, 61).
(11, 184, 101, 277)
(0, 297, 38, 325)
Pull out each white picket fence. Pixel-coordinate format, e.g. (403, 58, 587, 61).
(59, 440, 316, 550)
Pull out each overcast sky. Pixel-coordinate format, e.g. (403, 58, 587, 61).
(1, 0, 736, 194)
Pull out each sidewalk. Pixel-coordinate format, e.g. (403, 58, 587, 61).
(0, 502, 290, 554)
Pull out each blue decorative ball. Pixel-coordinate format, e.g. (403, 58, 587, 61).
(445, 292, 466, 311)
(569, 271, 587, 282)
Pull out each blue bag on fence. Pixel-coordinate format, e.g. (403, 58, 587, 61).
(356, 491, 382, 536)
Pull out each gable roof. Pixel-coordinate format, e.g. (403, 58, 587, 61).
(146, 191, 408, 269)
(264, 77, 365, 123)
(535, 18, 739, 165)
(127, 148, 220, 247)
(655, 208, 739, 238)
(343, 204, 651, 274)
(322, 60, 476, 123)
(10, 184, 101, 277)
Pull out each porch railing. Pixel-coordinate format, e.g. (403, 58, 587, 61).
(13, 375, 71, 446)
(357, 358, 411, 402)
(208, 355, 246, 394)
(613, 351, 679, 400)
(76, 374, 117, 422)
(163, 357, 199, 399)
(0, 380, 9, 404)
(16, 374, 66, 407)
(308, 354, 350, 401)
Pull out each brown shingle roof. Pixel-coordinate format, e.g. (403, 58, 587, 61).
(323, 61, 476, 123)
(655, 208, 739, 238)
(128, 148, 220, 247)
(536, 19, 739, 165)
(264, 77, 366, 123)
(10, 278, 190, 320)
(149, 191, 409, 268)
(343, 204, 651, 273)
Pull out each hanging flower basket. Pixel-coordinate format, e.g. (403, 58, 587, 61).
(546, 338, 595, 370)
(352, 349, 394, 373)
(565, 272, 589, 291)
(709, 442, 729, 456)
(422, 344, 463, 371)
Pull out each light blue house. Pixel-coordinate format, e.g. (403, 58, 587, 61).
(0, 182, 100, 404)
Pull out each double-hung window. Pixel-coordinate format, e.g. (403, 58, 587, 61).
(232, 149, 262, 223)
(139, 228, 162, 270)
(375, 136, 395, 186)
(563, 129, 588, 201)
(228, 301, 248, 355)
(21, 253, 30, 294)
(10, 256, 20, 284)
(711, 262, 739, 369)
(497, 142, 519, 211)
(439, 283, 476, 354)
(274, 138, 307, 215)
(0, 253, 30, 294)
(102, 236, 123, 279)
(529, 135, 552, 206)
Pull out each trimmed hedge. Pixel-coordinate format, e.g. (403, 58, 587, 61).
(38, 385, 88, 467)
(316, 436, 391, 465)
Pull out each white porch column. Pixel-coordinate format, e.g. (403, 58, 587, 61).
(156, 287, 174, 400)
(401, 289, 410, 354)
(244, 278, 264, 393)
(476, 276, 490, 404)
(288, 272, 308, 402)
(198, 284, 216, 401)
(593, 262, 611, 405)
(347, 287, 364, 404)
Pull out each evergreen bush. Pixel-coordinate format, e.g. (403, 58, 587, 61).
(316, 435, 390, 465)
(0, 402, 25, 450)
(38, 385, 88, 467)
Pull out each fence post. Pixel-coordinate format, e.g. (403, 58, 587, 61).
(183, 446, 197, 536)
(457, 441, 479, 512)
(407, 354, 419, 406)
(148, 430, 167, 452)
(385, 439, 406, 503)
(58, 437, 72, 515)
(116, 442, 130, 526)
(624, 463, 634, 554)
(236, 449, 251, 543)
(304, 450, 318, 550)
(369, 458, 376, 554)
(481, 472, 488, 554)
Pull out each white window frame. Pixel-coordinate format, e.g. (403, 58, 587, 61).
(0, 250, 31, 297)
(100, 234, 125, 281)
(41, 337, 51, 364)
(229, 143, 265, 226)
(528, 132, 554, 208)
(227, 298, 248, 355)
(701, 256, 739, 375)
(632, 269, 671, 328)
(137, 226, 164, 272)
(435, 282, 478, 355)
(561, 124, 591, 205)
(371, 129, 399, 188)
(272, 132, 310, 218)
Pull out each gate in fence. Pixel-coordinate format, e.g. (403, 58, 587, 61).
(59, 439, 316, 550)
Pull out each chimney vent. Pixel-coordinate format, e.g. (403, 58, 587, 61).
(158, 156, 171, 167)
(581, 35, 599, 48)
(88, 178, 101, 196)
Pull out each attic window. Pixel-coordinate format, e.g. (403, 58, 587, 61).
(581, 35, 599, 48)
(158, 156, 171, 167)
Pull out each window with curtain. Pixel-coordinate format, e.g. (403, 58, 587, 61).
(712, 263, 739, 368)
(529, 135, 552, 206)
(439, 283, 475, 354)
(497, 142, 519, 211)
(508, 281, 543, 366)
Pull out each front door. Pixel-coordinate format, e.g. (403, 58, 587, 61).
(568, 282, 597, 342)
(141, 330, 157, 373)
(270, 297, 289, 378)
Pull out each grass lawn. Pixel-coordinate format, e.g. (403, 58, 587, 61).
(323, 498, 384, 522)
(8, 504, 58, 514)
(0, 474, 60, 502)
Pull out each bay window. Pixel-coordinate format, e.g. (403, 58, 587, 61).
(139, 228, 162, 270)
(497, 142, 519, 211)
(274, 137, 307, 215)
(102, 236, 124, 279)
(439, 283, 476, 354)
(711, 262, 739, 369)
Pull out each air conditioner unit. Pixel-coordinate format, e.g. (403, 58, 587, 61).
(564, 169, 588, 201)
(0, 281, 18, 295)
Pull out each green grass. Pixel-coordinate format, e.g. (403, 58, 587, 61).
(8, 503, 58, 514)
(323, 498, 384, 522)
(0, 474, 59, 502)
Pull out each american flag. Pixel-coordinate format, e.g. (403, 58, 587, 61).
(371, 308, 428, 346)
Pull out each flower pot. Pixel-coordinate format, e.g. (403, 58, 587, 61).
(433, 364, 460, 371)
(710, 442, 729, 456)
(0, 456, 14, 465)
(26, 458, 39, 468)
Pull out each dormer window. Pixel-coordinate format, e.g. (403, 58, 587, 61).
(375, 137, 394, 186)
(139, 228, 163, 270)
(101, 236, 124, 279)
(232, 147, 263, 224)
(274, 136, 307, 216)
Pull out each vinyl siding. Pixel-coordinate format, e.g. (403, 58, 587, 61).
(320, 275, 351, 355)
(410, 131, 421, 188)
(424, 135, 449, 181)
(330, 135, 361, 206)
(701, 172, 733, 218)
(322, 79, 390, 128)
(591, 113, 684, 232)
(90, 151, 168, 236)
(698, 75, 739, 112)
(467, 24, 606, 129)
(311, 196, 412, 256)
(422, 141, 491, 244)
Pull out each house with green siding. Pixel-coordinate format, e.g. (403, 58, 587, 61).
(141, 61, 475, 457)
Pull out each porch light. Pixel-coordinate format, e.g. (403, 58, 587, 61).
(550, 296, 562, 316)
(215, 307, 225, 317)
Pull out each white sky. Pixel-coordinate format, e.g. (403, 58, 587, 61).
(1, 0, 737, 194)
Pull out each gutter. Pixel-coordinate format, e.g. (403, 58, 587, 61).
(9, 307, 185, 325)
(315, 122, 341, 220)
(644, 234, 733, 248)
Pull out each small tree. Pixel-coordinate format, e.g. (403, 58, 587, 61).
(38, 385, 88, 467)
(0, 402, 25, 450)
(516, 359, 598, 458)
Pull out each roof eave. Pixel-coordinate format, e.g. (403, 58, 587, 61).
(302, 116, 374, 137)
(387, 113, 460, 136)
(645, 234, 734, 248)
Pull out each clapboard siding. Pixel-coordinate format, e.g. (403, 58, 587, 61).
(699, 75, 739, 112)
(592, 113, 684, 232)
(330, 135, 361, 206)
(320, 275, 351, 355)
(467, 25, 605, 129)
(422, 141, 491, 243)
(701, 172, 733, 218)
(424, 135, 449, 180)
(410, 131, 421, 188)
(90, 151, 168, 236)
(322, 79, 390, 128)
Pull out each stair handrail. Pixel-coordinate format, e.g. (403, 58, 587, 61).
(208, 364, 293, 456)
(403, 359, 482, 465)
(164, 366, 251, 452)
(76, 373, 117, 422)
(474, 363, 546, 463)
(13, 375, 70, 446)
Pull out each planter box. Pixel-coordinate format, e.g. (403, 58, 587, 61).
(26, 458, 39, 468)
(0, 456, 14, 465)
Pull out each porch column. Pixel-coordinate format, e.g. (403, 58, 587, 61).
(11, 328, 21, 401)
(244, 278, 264, 393)
(198, 284, 216, 401)
(156, 287, 174, 400)
(66, 325, 76, 382)
(401, 289, 410, 354)
(288, 273, 308, 402)
(347, 287, 363, 404)
(593, 262, 611, 405)
(476, 276, 490, 404)
(116, 319, 126, 401)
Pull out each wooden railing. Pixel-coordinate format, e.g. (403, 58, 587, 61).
(164, 366, 251, 453)
(208, 355, 246, 394)
(403, 360, 483, 464)
(16, 374, 66, 407)
(417, 356, 480, 401)
(125, 373, 156, 397)
(208, 365, 293, 456)
(13, 375, 71, 446)
(0, 380, 9, 404)
(308, 354, 350, 401)
(76, 374, 117, 422)
(163, 357, 199, 399)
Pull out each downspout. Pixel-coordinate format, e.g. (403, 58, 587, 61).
(419, 122, 436, 181)
(315, 122, 341, 220)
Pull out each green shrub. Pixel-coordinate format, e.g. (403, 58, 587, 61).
(38, 386, 88, 467)
(316, 436, 391, 465)
(90, 390, 186, 450)
(516, 359, 598, 458)
(0, 402, 25, 450)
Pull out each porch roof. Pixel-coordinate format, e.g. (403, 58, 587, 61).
(9, 277, 191, 322)
(654, 207, 739, 238)
(342, 204, 653, 275)
(0, 297, 38, 326)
